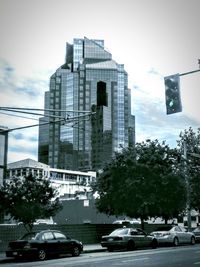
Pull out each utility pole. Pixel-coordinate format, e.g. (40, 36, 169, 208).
(183, 141, 191, 231)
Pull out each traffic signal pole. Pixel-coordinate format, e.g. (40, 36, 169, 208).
(183, 141, 192, 231)
(165, 61, 200, 229)
(179, 68, 200, 77)
(164, 61, 200, 115)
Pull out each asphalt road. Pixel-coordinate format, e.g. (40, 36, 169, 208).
(1, 245, 200, 267)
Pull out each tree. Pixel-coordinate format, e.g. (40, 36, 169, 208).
(177, 127, 200, 210)
(0, 174, 62, 231)
(93, 140, 187, 228)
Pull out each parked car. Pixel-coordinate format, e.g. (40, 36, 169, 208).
(192, 226, 200, 243)
(33, 218, 57, 225)
(150, 225, 195, 246)
(112, 219, 140, 225)
(101, 227, 158, 252)
(6, 229, 83, 260)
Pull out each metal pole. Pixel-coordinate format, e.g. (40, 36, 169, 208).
(179, 69, 200, 77)
(183, 141, 191, 231)
(179, 59, 200, 76)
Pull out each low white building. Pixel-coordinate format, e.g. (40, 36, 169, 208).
(7, 158, 96, 199)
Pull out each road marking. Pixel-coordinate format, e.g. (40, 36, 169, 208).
(114, 257, 149, 265)
(194, 262, 200, 265)
(122, 257, 149, 262)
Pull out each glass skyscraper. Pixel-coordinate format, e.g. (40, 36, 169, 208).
(38, 37, 135, 171)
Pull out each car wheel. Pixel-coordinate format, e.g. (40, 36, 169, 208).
(173, 237, 179, 246)
(71, 246, 80, 256)
(38, 249, 47, 261)
(151, 239, 158, 249)
(127, 240, 135, 251)
(107, 247, 113, 252)
(191, 236, 195, 245)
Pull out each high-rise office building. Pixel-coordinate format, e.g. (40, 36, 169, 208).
(38, 37, 135, 171)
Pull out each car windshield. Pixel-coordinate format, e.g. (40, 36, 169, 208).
(20, 232, 38, 241)
(110, 229, 129, 235)
(193, 227, 200, 232)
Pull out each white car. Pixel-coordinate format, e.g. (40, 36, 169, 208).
(112, 219, 140, 225)
(150, 225, 195, 246)
(101, 227, 158, 251)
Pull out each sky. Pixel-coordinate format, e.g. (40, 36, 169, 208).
(0, 0, 200, 164)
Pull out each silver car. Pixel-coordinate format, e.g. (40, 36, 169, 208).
(150, 225, 195, 246)
(192, 226, 200, 243)
(101, 227, 158, 252)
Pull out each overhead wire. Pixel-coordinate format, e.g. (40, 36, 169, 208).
(0, 106, 96, 133)
(0, 111, 39, 121)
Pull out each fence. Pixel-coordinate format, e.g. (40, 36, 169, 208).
(0, 223, 165, 252)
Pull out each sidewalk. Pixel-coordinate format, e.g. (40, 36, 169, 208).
(0, 244, 106, 263)
(83, 243, 107, 253)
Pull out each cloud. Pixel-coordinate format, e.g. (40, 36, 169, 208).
(0, 59, 49, 128)
(132, 69, 200, 147)
(8, 151, 37, 164)
(7, 128, 38, 163)
(1, 57, 200, 164)
(0, 59, 49, 163)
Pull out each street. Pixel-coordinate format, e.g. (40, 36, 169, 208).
(2, 245, 200, 267)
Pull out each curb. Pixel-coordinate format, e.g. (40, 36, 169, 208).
(83, 248, 107, 253)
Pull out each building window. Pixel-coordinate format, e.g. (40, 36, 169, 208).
(97, 81, 107, 106)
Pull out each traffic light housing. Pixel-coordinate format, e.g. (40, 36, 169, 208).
(164, 74, 182, 115)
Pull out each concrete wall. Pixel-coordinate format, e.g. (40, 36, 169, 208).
(53, 199, 122, 224)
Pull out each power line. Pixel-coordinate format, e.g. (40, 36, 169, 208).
(1, 107, 67, 120)
(0, 107, 92, 113)
(0, 111, 39, 121)
(0, 112, 95, 133)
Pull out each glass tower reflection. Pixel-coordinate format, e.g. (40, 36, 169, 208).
(38, 37, 135, 171)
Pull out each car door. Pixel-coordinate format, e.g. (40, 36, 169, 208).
(179, 226, 192, 243)
(136, 229, 152, 247)
(130, 229, 149, 247)
(174, 226, 185, 243)
(53, 231, 72, 254)
(41, 231, 58, 255)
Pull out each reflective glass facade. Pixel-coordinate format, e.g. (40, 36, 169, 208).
(38, 37, 135, 171)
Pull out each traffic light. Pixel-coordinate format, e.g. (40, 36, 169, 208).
(164, 74, 182, 115)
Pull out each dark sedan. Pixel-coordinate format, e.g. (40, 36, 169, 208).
(6, 229, 83, 260)
(101, 227, 158, 252)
